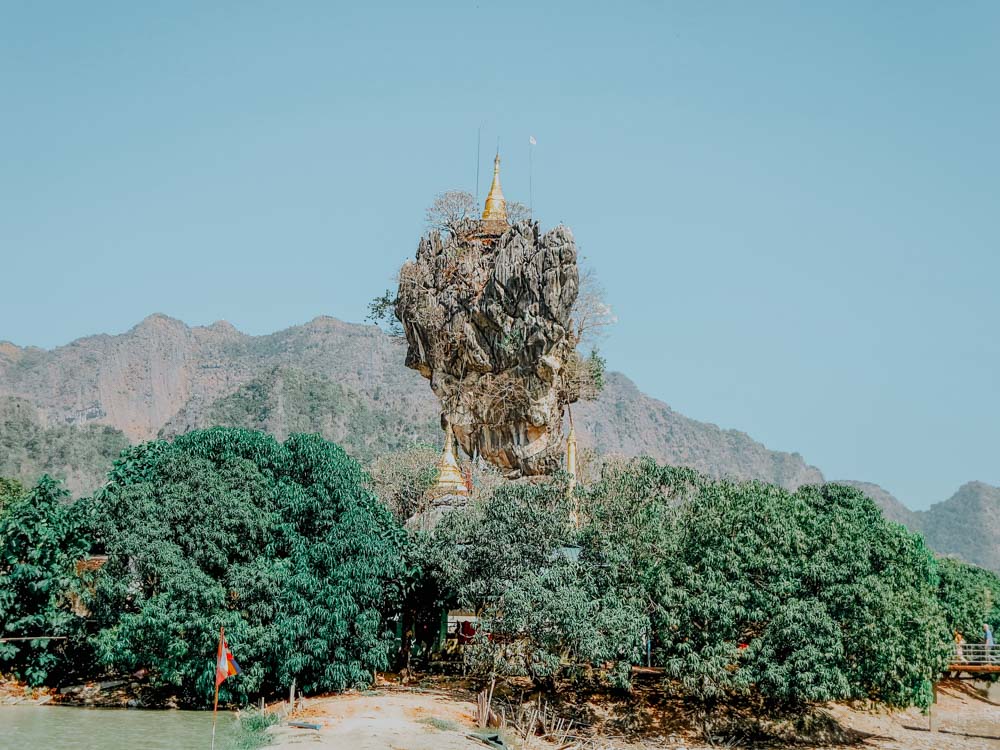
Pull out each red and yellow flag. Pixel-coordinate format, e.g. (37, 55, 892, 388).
(215, 627, 242, 688)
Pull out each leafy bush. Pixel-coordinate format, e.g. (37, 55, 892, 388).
(425, 458, 952, 712)
(88, 428, 409, 706)
(427, 478, 647, 687)
(0, 476, 96, 685)
(233, 707, 280, 750)
(582, 460, 950, 711)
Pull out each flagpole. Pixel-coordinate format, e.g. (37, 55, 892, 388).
(475, 124, 482, 206)
(529, 139, 534, 221)
(211, 681, 219, 750)
(211, 626, 223, 750)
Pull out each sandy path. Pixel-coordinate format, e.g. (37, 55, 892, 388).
(825, 680, 1000, 750)
(263, 681, 999, 750)
(265, 689, 492, 750)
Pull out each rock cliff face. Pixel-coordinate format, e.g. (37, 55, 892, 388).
(395, 223, 580, 476)
(578, 372, 825, 490)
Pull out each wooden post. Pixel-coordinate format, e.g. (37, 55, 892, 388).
(929, 681, 938, 733)
(289, 678, 296, 711)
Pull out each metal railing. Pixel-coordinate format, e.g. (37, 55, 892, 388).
(951, 643, 996, 665)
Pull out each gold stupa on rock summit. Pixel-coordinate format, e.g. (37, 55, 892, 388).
(479, 152, 509, 236)
(424, 152, 518, 501)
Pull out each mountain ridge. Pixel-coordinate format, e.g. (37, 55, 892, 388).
(1, 314, 996, 572)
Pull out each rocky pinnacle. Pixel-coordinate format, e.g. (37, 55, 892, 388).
(395, 221, 580, 476)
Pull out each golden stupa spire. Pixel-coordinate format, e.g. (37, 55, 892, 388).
(428, 421, 469, 497)
(480, 152, 509, 235)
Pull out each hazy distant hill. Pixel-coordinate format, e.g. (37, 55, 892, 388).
(1, 314, 996, 571)
(832, 479, 1000, 573)
(832, 479, 924, 529)
(923, 482, 1000, 573)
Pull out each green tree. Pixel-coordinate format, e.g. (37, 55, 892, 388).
(368, 443, 440, 521)
(581, 460, 950, 712)
(0, 476, 95, 685)
(934, 557, 1000, 640)
(89, 428, 409, 706)
(427, 478, 647, 688)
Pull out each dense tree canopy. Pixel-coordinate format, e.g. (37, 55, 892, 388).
(88, 428, 410, 705)
(425, 477, 647, 687)
(581, 460, 951, 710)
(0, 475, 95, 685)
(420, 458, 953, 711)
(0, 432, 978, 720)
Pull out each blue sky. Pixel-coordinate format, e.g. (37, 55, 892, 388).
(1, 2, 997, 509)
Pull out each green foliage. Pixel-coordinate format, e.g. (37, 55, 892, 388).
(233, 707, 280, 750)
(366, 290, 403, 337)
(0, 476, 24, 516)
(427, 479, 646, 687)
(0, 476, 96, 685)
(424, 458, 952, 711)
(934, 556, 1000, 638)
(585, 348, 606, 396)
(200, 368, 439, 463)
(0, 396, 130, 497)
(89, 428, 410, 706)
(581, 462, 950, 711)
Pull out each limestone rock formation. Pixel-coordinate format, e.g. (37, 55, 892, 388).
(395, 222, 580, 476)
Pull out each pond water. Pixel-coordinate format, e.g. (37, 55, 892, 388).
(0, 705, 239, 750)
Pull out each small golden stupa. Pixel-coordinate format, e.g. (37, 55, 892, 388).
(428, 422, 469, 498)
(479, 152, 509, 236)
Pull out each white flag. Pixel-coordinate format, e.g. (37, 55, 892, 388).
(529, 136, 537, 145)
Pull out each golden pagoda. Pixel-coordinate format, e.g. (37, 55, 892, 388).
(479, 152, 509, 236)
(428, 422, 469, 498)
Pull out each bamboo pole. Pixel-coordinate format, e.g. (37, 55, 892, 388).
(211, 626, 223, 750)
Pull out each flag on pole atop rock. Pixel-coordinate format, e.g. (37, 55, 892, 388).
(528, 136, 537, 217)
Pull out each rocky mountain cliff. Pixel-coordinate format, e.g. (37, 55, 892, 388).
(396, 222, 581, 476)
(1, 314, 996, 571)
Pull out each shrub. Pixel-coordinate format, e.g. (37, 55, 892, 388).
(582, 461, 950, 711)
(429, 459, 952, 712)
(89, 428, 409, 706)
(0, 476, 95, 685)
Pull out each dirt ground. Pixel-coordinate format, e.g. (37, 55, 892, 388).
(822, 679, 1000, 750)
(265, 680, 999, 750)
(266, 689, 491, 750)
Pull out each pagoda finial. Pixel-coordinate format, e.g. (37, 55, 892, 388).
(480, 151, 508, 235)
